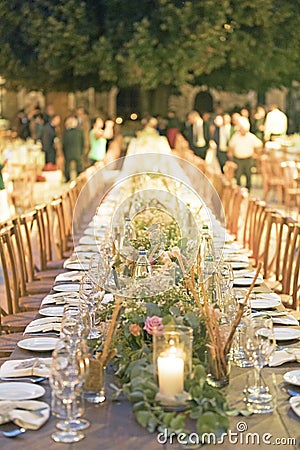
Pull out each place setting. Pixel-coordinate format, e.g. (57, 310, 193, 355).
(24, 316, 62, 335)
(40, 292, 79, 307)
(55, 271, 83, 283)
(0, 357, 51, 378)
(39, 305, 65, 317)
(17, 337, 59, 352)
(0, 399, 50, 431)
(52, 283, 81, 293)
(233, 269, 264, 286)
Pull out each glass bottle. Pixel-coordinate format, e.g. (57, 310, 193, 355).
(134, 249, 152, 279)
(123, 217, 135, 246)
(203, 255, 222, 306)
(199, 225, 215, 266)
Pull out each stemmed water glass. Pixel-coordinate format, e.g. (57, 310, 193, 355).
(244, 316, 276, 413)
(219, 262, 234, 293)
(79, 272, 104, 339)
(50, 340, 88, 443)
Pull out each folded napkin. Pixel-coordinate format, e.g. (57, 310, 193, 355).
(0, 358, 52, 378)
(224, 254, 249, 263)
(269, 349, 300, 367)
(0, 400, 50, 430)
(24, 317, 62, 334)
(55, 271, 83, 282)
(41, 293, 79, 307)
(63, 258, 90, 269)
(64, 254, 90, 264)
(233, 269, 260, 278)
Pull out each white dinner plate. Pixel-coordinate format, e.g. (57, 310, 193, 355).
(234, 277, 263, 286)
(53, 283, 80, 292)
(63, 262, 90, 271)
(273, 328, 300, 341)
(17, 337, 59, 352)
(249, 298, 282, 309)
(0, 382, 45, 400)
(254, 292, 281, 301)
(289, 396, 300, 416)
(39, 306, 65, 317)
(230, 261, 249, 270)
(74, 244, 99, 253)
(83, 228, 106, 237)
(284, 369, 300, 387)
(79, 236, 103, 245)
(55, 271, 82, 282)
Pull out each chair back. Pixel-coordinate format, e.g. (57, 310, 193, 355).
(0, 226, 21, 314)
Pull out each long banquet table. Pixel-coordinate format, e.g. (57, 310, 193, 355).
(2, 166, 300, 450)
(4, 341, 300, 450)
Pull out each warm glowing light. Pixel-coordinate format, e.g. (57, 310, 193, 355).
(115, 117, 123, 125)
(130, 113, 138, 120)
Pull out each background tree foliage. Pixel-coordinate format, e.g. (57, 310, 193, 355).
(0, 0, 299, 93)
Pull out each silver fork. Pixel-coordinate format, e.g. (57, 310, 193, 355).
(0, 427, 26, 438)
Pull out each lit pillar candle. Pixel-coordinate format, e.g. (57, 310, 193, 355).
(157, 349, 184, 397)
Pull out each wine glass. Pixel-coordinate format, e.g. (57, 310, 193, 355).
(244, 316, 276, 413)
(79, 274, 104, 339)
(55, 337, 90, 432)
(50, 340, 87, 443)
(219, 262, 234, 293)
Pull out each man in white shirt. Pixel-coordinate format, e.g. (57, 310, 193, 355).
(264, 104, 288, 141)
(228, 117, 262, 190)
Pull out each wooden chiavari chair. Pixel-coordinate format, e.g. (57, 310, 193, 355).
(280, 221, 300, 309)
(258, 214, 300, 309)
(260, 154, 285, 203)
(247, 199, 266, 260)
(35, 203, 65, 276)
(226, 186, 248, 239)
(11, 214, 54, 310)
(0, 227, 37, 333)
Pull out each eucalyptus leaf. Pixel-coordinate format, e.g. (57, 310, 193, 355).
(184, 312, 200, 328)
(145, 302, 161, 316)
(169, 306, 181, 316)
(135, 410, 153, 428)
(128, 390, 145, 402)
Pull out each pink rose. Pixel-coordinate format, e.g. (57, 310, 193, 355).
(144, 316, 163, 335)
(129, 323, 141, 337)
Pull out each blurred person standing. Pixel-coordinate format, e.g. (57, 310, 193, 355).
(228, 117, 262, 190)
(41, 114, 61, 166)
(76, 107, 91, 166)
(62, 116, 84, 182)
(252, 105, 266, 141)
(14, 109, 30, 140)
(166, 110, 182, 149)
(211, 114, 232, 172)
(88, 117, 107, 165)
(43, 103, 55, 124)
(103, 118, 115, 150)
(264, 104, 288, 141)
(183, 110, 208, 159)
(30, 113, 44, 143)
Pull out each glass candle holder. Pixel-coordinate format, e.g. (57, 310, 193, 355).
(153, 324, 193, 408)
